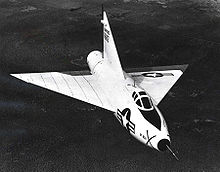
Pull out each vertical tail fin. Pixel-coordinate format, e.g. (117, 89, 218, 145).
(101, 10, 124, 80)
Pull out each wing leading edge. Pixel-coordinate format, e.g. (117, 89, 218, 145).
(128, 64, 188, 105)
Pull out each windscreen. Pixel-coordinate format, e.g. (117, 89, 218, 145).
(132, 91, 153, 110)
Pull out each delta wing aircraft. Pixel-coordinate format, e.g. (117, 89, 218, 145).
(11, 11, 187, 159)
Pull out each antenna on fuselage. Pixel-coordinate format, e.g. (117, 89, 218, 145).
(166, 145, 179, 161)
(102, 4, 104, 17)
(101, 4, 104, 55)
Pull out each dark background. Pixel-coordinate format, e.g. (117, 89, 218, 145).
(0, 0, 219, 171)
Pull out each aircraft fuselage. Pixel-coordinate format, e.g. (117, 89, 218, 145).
(88, 50, 171, 151)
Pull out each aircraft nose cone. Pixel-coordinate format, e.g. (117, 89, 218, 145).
(157, 139, 170, 151)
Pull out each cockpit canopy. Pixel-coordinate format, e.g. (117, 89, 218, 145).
(132, 91, 154, 111)
(132, 91, 161, 130)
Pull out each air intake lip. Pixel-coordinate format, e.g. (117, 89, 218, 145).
(157, 139, 170, 151)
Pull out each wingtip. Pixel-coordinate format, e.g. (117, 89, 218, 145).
(180, 64, 189, 72)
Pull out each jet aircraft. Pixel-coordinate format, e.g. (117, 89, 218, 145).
(11, 10, 187, 160)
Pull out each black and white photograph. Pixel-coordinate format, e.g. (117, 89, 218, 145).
(0, 0, 219, 171)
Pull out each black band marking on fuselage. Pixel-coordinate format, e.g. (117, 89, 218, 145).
(146, 130, 156, 147)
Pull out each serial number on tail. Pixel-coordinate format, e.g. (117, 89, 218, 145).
(104, 28, 110, 42)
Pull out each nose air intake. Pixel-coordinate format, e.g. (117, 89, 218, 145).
(157, 139, 170, 151)
(158, 139, 179, 160)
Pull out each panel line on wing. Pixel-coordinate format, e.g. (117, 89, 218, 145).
(50, 73, 60, 91)
(60, 74, 74, 97)
(29, 75, 34, 82)
(40, 74, 47, 87)
(72, 77, 89, 102)
(81, 75, 103, 106)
